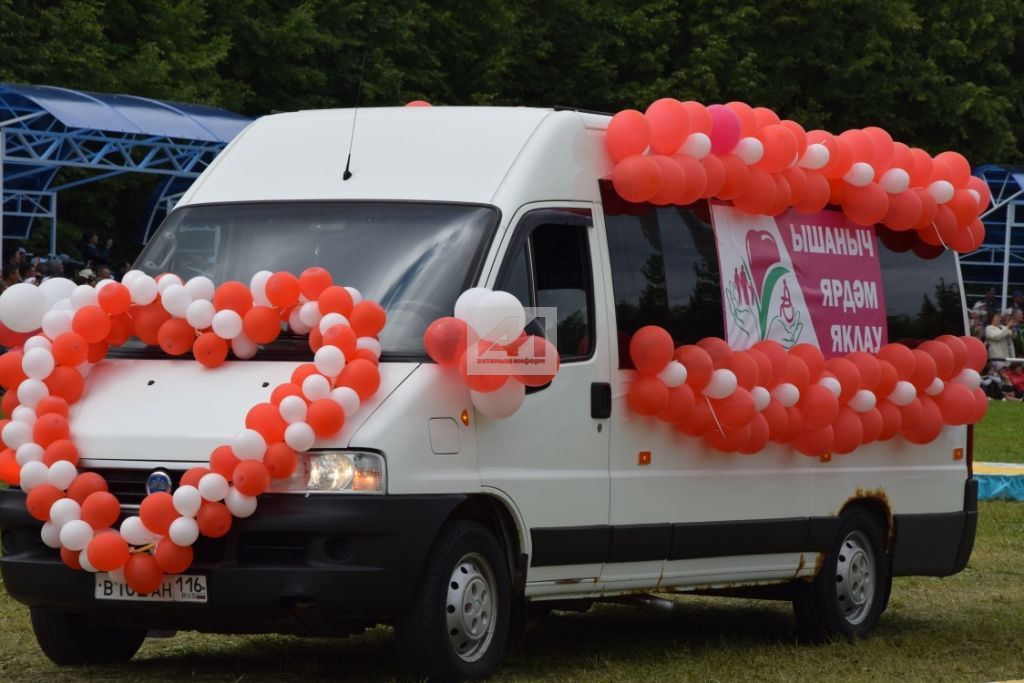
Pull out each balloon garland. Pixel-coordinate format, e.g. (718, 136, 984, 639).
(626, 326, 988, 456)
(606, 100, 990, 254)
(0, 269, 386, 594)
(423, 288, 560, 418)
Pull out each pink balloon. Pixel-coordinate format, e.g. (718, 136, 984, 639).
(707, 104, 741, 155)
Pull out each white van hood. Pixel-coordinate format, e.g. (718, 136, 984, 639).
(70, 359, 416, 465)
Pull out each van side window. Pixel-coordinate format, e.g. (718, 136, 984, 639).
(601, 186, 723, 366)
(497, 211, 595, 361)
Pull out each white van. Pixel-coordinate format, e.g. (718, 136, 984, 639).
(0, 107, 978, 681)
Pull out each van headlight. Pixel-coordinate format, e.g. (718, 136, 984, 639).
(269, 451, 386, 494)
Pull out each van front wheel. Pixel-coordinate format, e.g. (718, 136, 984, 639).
(792, 507, 889, 641)
(30, 606, 147, 665)
(396, 520, 510, 681)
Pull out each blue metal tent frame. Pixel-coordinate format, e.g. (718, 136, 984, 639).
(0, 83, 251, 262)
(958, 165, 1024, 310)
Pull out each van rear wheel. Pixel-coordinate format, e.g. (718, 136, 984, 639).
(396, 520, 510, 681)
(30, 606, 147, 665)
(792, 507, 889, 642)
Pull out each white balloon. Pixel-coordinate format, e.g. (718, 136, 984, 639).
(772, 382, 800, 408)
(47, 459, 77, 490)
(302, 374, 331, 401)
(471, 382, 526, 419)
(185, 299, 216, 329)
(198, 472, 229, 501)
(128, 275, 158, 305)
(12, 406, 36, 425)
(925, 377, 945, 396)
(22, 347, 55, 380)
(59, 519, 93, 551)
(121, 270, 145, 286)
(798, 143, 830, 170)
(231, 334, 258, 360)
(169, 516, 200, 546)
(95, 278, 115, 290)
(843, 161, 874, 187)
(818, 376, 841, 399)
(356, 337, 382, 358)
(50, 498, 82, 527)
(120, 515, 156, 546)
(53, 297, 72, 311)
(232, 429, 267, 461)
(24, 335, 53, 353)
(279, 396, 308, 424)
(345, 287, 362, 305)
(928, 180, 954, 204)
(285, 422, 315, 452)
(16, 441, 44, 465)
(38, 277, 76, 307)
(734, 136, 765, 165)
(0, 283, 48, 332)
(454, 287, 491, 321)
(704, 369, 738, 399)
(953, 368, 981, 390)
(849, 389, 875, 413)
(161, 284, 192, 318)
(212, 310, 243, 339)
(172, 485, 203, 517)
(70, 284, 98, 310)
(249, 270, 273, 307)
(79, 548, 98, 573)
(225, 487, 257, 518)
(156, 273, 184, 293)
(184, 276, 215, 301)
(298, 301, 322, 327)
(680, 132, 712, 159)
(17, 378, 49, 408)
(465, 290, 526, 342)
(751, 386, 771, 412)
(329, 387, 360, 417)
(888, 380, 917, 406)
(19, 461, 49, 491)
(288, 307, 312, 334)
(3, 421, 33, 449)
(41, 309, 73, 339)
(314, 345, 346, 377)
(40, 521, 63, 548)
(319, 312, 350, 334)
(657, 361, 687, 388)
(880, 168, 910, 194)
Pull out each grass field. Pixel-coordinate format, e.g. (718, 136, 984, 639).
(1, 406, 1022, 681)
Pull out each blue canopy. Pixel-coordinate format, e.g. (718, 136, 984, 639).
(0, 82, 252, 251)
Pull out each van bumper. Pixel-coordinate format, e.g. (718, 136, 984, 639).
(0, 489, 464, 635)
(891, 477, 978, 577)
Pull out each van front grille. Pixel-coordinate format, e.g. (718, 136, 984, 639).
(88, 467, 184, 507)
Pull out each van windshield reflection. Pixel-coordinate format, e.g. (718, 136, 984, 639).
(134, 202, 498, 357)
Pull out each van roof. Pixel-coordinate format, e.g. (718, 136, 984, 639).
(179, 107, 612, 208)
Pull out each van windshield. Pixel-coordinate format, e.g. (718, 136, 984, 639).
(134, 202, 498, 358)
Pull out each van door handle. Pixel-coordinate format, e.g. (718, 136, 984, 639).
(591, 382, 611, 419)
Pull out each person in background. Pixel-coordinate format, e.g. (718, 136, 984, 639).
(96, 265, 113, 282)
(18, 262, 39, 285)
(973, 288, 996, 317)
(986, 312, 1015, 370)
(980, 363, 1014, 400)
(81, 231, 112, 267)
(0, 262, 22, 291)
(40, 260, 65, 283)
(1008, 363, 1024, 399)
(76, 268, 96, 286)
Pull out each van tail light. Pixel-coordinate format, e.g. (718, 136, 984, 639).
(965, 424, 974, 477)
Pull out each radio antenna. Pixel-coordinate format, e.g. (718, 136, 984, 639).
(343, 55, 367, 181)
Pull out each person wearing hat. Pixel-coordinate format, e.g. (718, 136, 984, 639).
(986, 311, 1015, 370)
(77, 267, 96, 285)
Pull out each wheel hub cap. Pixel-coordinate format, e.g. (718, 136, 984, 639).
(445, 552, 497, 663)
(835, 530, 876, 626)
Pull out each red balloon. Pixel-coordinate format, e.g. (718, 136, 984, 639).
(60, 545, 83, 570)
(612, 155, 662, 203)
(705, 423, 751, 453)
(738, 413, 770, 454)
(337, 358, 381, 399)
(630, 326, 674, 375)
(606, 109, 651, 162)
(970, 387, 989, 424)
(783, 355, 810, 390)
(700, 154, 727, 198)
(44, 366, 85, 403)
(193, 332, 229, 368)
(898, 398, 924, 437)
(264, 442, 298, 479)
(859, 408, 883, 444)
(832, 407, 864, 454)
(0, 449, 20, 485)
(180, 466, 209, 488)
(751, 340, 788, 386)
(33, 413, 69, 447)
(732, 167, 777, 215)
(72, 306, 111, 344)
(681, 101, 712, 134)
(130, 302, 171, 346)
(877, 344, 915, 381)
(793, 425, 834, 457)
(756, 124, 799, 174)
(937, 335, 968, 374)
(936, 382, 975, 425)
(0, 349, 27, 389)
(52, 332, 89, 367)
(67, 472, 108, 504)
(846, 352, 880, 391)
(233, 460, 271, 496)
(724, 101, 757, 138)
(26, 484, 63, 521)
(513, 335, 559, 387)
(246, 402, 288, 443)
(762, 400, 788, 441)
(125, 554, 165, 595)
(290, 363, 320, 387)
(711, 387, 756, 431)
(213, 281, 253, 314)
(918, 340, 955, 381)
(843, 183, 889, 226)
(87, 532, 130, 572)
(883, 190, 923, 231)
(909, 349, 938, 391)
(155, 539, 194, 575)
(668, 154, 707, 205)
(106, 314, 133, 347)
(243, 306, 281, 344)
(934, 151, 971, 187)
(824, 357, 861, 404)
(781, 166, 808, 205)
(676, 345, 714, 391)
(157, 318, 196, 356)
(658, 384, 696, 423)
(876, 360, 899, 399)
(270, 382, 304, 406)
(696, 337, 733, 368)
(798, 384, 839, 429)
(209, 444, 241, 480)
(790, 344, 825, 380)
(904, 396, 943, 445)
(424, 317, 470, 367)
(752, 106, 781, 130)
(79, 491, 119, 530)
(863, 127, 894, 170)
(793, 171, 831, 213)
(197, 501, 232, 538)
(323, 324, 359, 358)
(97, 283, 131, 316)
(780, 120, 808, 157)
(627, 376, 669, 416)
(318, 286, 354, 317)
(961, 336, 987, 372)
(265, 272, 301, 308)
(676, 398, 716, 437)
(307, 398, 345, 437)
(139, 492, 178, 537)
(1, 389, 18, 416)
(729, 351, 760, 390)
(645, 98, 690, 155)
(780, 406, 804, 443)
(350, 301, 387, 338)
(299, 267, 333, 300)
(715, 154, 751, 200)
(877, 401, 902, 440)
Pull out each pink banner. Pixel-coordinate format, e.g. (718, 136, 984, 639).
(712, 206, 887, 358)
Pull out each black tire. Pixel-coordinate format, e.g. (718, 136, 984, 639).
(793, 507, 890, 642)
(30, 606, 147, 665)
(396, 520, 511, 682)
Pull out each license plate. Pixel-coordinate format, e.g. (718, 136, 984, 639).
(95, 573, 208, 603)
